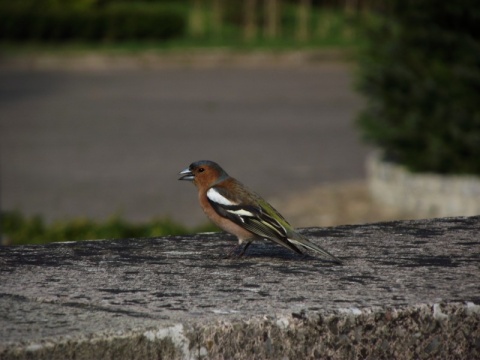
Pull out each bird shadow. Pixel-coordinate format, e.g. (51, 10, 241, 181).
(215, 242, 341, 265)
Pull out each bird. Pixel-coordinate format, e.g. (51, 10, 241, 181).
(179, 160, 341, 264)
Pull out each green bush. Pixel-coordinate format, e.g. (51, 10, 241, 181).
(356, 0, 480, 174)
(1, 211, 217, 246)
(0, 3, 186, 42)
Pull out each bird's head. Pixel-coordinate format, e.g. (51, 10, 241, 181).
(178, 160, 229, 188)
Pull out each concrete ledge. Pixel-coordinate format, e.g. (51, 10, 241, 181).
(367, 151, 480, 217)
(1, 216, 480, 359)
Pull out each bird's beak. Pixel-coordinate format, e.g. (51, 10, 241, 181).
(178, 167, 194, 181)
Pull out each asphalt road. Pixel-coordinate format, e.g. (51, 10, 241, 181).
(0, 63, 370, 226)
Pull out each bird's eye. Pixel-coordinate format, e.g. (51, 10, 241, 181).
(198, 168, 205, 173)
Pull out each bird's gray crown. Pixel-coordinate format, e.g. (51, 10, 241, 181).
(190, 160, 229, 180)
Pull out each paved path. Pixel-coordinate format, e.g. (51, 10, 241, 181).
(0, 62, 370, 226)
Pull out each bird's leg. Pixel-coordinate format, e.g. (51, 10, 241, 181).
(239, 242, 252, 257)
(222, 241, 252, 258)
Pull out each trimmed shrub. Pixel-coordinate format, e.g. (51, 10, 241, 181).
(356, 0, 480, 174)
(0, 4, 186, 42)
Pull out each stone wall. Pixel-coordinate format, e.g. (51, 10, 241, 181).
(1, 216, 479, 359)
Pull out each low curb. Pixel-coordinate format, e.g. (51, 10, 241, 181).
(367, 151, 480, 217)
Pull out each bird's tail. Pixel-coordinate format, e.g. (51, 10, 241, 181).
(287, 232, 342, 264)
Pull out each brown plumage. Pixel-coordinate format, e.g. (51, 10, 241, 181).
(179, 160, 342, 263)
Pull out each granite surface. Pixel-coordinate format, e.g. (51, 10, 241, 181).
(1, 216, 479, 359)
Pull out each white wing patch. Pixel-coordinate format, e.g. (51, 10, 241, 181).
(226, 208, 254, 217)
(207, 188, 237, 206)
(226, 209, 255, 223)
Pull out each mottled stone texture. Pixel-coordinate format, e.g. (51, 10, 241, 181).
(192, 303, 480, 359)
(1, 216, 479, 359)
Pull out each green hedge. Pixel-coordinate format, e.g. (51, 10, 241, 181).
(0, 5, 186, 42)
(356, 0, 480, 174)
(0, 1, 364, 46)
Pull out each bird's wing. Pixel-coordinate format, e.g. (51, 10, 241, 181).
(208, 185, 342, 263)
(207, 186, 302, 254)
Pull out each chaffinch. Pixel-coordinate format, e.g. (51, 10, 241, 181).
(179, 160, 341, 264)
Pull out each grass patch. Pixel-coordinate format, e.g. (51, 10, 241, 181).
(1, 211, 218, 246)
(0, 36, 361, 57)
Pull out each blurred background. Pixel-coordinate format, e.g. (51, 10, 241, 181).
(1, 0, 478, 244)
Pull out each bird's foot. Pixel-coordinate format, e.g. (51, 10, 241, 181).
(222, 245, 243, 259)
(222, 242, 251, 259)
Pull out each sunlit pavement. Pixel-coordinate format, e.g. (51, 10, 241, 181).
(0, 60, 370, 226)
